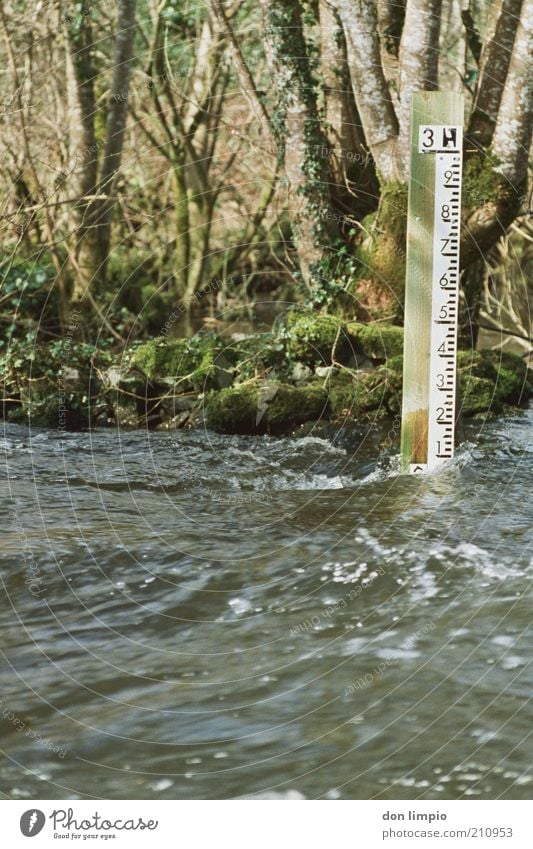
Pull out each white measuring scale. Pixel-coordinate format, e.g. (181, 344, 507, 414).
(405, 124, 463, 474)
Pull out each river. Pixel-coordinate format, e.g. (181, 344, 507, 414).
(1, 408, 532, 799)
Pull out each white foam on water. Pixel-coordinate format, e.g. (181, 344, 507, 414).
(289, 435, 347, 455)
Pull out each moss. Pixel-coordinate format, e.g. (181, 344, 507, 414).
(132, 337, 189, 378)
(351, 182, 408, 317)
(385, 354, 404, 374)
(379, 182, 408, 245)
(457, 349, 531, 407)
(281, 310, 347, 365)
(460, 375, 502, 416)
(131, 334, 228, 390)
(205, 381, 329, 435)
(226, 333, 286, 380)
(462, 154, 514, 211)
(327, 369, 391, 417)
(479, 351, 530, 404)
(267, 383, 329, 432)
(346, 322, 404, 360)
(205, 384, 258, 434)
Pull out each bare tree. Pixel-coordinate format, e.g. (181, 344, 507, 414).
(68, 0, 137, 301)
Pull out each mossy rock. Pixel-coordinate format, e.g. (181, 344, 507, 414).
(205, 384, 257, 434)
(281, 310, 347, 365)
(205, 381, 329, 435)
(8, 378, 94, 430)
(226, 332, 286, 380)
(457, 349, 531, 408)
(459, 375, 502, 416)
(131, 334, 230, 391)
(267, 383, 329, 432)
(326, 369, 393, 417)
(1, 340, 109, 430)
(346, 322, 404, 360)
(479, 350, 531, 405)
(371, 349, 530, 418)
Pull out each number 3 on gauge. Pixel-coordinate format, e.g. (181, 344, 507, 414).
(421, 127, 434, 148)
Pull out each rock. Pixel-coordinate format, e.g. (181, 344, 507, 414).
(282, 310, 348, 365)
(457, 349, 531, 415)
(105, 366, 123, 389)
(206, 381, 329, 434)
(160, 411, 191, 429)
(131, 333, 231, 391)
(346, 321, 404, 360)
(327, 369, 393, 418)
(291, 362, 313, 383)
(61, 366, 80, 382)
(227, 332, 285, 381)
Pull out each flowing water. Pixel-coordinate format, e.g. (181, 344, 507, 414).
(1, 408, 532, 800)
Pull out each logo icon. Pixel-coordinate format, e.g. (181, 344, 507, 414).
(256, 382, 279, 426)
(20, 810, 45, 837)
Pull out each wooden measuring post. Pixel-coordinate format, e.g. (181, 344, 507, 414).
(400, 91, 464, 474)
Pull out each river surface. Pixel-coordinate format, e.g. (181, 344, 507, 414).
(1, 409, 532, 800)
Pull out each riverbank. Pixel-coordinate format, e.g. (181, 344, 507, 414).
(2, 309, 531, 435)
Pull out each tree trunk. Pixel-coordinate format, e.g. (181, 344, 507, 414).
(95, 0, 138, 271)
(396, 0, 442, 176)
(74, 0, 137, 299)
(334, 0, 399, 182)
(462, 0, 531, 267)
(491, 0, 532, 189)
(377, 0, 405, 57)
(259, 0, 340, 290)
(319, 1, 363, 161)
(319, 0, 379, 214)
(65, 16, 98, 200)
(65, 11, 99, 301)
(172, 160, 191, 299)
(468, 0, 523, 149)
